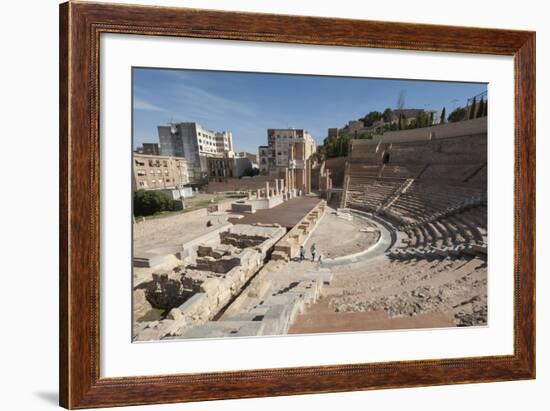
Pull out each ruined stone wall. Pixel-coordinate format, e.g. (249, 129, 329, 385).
(272, 200, 327, 261)
(324, 157, 347, 187)
(134, 224, 287, 341)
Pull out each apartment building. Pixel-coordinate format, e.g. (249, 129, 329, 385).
(132, 153, 189, 191)
(259, 128, 316, 193)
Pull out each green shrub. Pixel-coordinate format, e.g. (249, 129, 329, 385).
(133, 190, 176, 216)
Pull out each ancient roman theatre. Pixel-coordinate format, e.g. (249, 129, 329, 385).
(133, 118, 487, 341)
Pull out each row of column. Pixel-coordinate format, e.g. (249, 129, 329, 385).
(249, 172, 299, 200)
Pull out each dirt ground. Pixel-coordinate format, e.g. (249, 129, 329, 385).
(291, 255, 487, 333)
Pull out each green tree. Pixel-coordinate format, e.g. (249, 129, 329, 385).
(361, 111, 382, 127)
(382, 108, 393, 123)
(469, 97, 477, 120)
(448, 107, 467, 123)
(441, 107, 446, 124)
(414, 111, 431, 128)
(476, 97, 485, 118)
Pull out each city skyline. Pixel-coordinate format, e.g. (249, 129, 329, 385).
(133, 68, 487, 153)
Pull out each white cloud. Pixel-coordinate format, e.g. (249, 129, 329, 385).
(174, 83, 255, 117)
(133, 97, 164, 112)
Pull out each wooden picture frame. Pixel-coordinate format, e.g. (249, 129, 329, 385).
(59, 1, 535, 408)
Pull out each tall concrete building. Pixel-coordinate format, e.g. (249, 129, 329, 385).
(158, 122, 234, 182)
(135, 142, 160, 155)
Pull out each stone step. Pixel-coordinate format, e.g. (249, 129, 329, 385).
(174, 320, 265, 339)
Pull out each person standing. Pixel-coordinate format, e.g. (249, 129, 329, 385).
(310, 243, 316, 262)
(299, 245, 305, 262)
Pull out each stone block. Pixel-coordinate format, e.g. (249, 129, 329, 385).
(177, 293, 207, 318)
(199, 278, 221, 295)
(133, 289, 153, 319)
(166, 308, 183, 320)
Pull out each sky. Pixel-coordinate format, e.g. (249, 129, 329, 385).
(133, 68, 487, 153)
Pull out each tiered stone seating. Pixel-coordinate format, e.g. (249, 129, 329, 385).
(389, 205, 487, 260)
(383, 181, 484, 224)
(380, 164, 423, 178)
(347, 162, 381, 177)
(419, 164, 484, 182)
(345, 177, 402, 212)
(467, 164, 487, 186)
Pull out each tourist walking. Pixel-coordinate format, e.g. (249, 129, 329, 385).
(310, 243, 316, 262)
(318, 254, 323, 265)
(299, 245, 305, 261)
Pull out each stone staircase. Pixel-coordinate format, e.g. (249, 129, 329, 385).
(340, 174, 350, 208)
(377, 178, 414, 213)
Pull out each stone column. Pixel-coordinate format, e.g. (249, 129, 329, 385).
(306, 160, 312, 194)
(256, 188, 260, 199)
(285, 168, 289, 191)
(266, 181, 270, 198)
